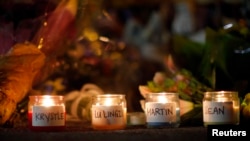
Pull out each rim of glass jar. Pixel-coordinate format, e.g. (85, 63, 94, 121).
(93, 94, 126, 98)
(204, 91, 238, 97)
(147, 92, 179, 96)
(29, 95, 64, 100)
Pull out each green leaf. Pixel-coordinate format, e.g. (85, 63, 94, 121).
(199, 27, 250, 88)
(163, 79, 175, 88)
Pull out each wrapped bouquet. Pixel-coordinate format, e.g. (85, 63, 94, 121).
(0, 0, 81, 126)
(139, 69, 213, 126)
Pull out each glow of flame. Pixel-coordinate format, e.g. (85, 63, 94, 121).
(104, 98, 113, 106)
(157, 95, 169, 103)
(41, 96, 55, 107)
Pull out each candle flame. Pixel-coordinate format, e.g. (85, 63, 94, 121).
(157, 95, 168, 103)
(42, 96, 55, 106)
(104, 98, 113, 106)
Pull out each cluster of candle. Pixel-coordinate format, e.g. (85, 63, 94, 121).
(28, 93, 181, 130)
(91, 92, 181, 129)
(27, 91, 240, 131)
(28, 94, 128, 131)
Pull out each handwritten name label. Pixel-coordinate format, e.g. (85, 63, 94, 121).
(91, 105, 125, 126)
(205, 106, 225, 115)
(94, 109, 123, 118)
(145, 102, 177, 123)
(203, 101, 235, 123)
(32, 106, 65, 126)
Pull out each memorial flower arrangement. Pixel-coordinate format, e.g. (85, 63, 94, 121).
(139, 69, 212, 126)
(139, 23, 250, 126)
(0, 0, 85, 127)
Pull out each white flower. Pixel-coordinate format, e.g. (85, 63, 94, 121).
(153, 72, 166, 85)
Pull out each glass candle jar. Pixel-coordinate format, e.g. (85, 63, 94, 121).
(28, 95, 66, 131)
(145, 92, 180, 128)
(91, 94, 127, 130)
(203, 91, 240, 126)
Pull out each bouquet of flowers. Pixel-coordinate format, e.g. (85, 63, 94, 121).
(0, 0, 84, 127)
(139, 69, 213, 126)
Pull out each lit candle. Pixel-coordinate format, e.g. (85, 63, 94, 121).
(28, 95, 66, 131)
(145, 92, 180, 128)
(91, 94, 127, 130)
(203, 91, 240, 126)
